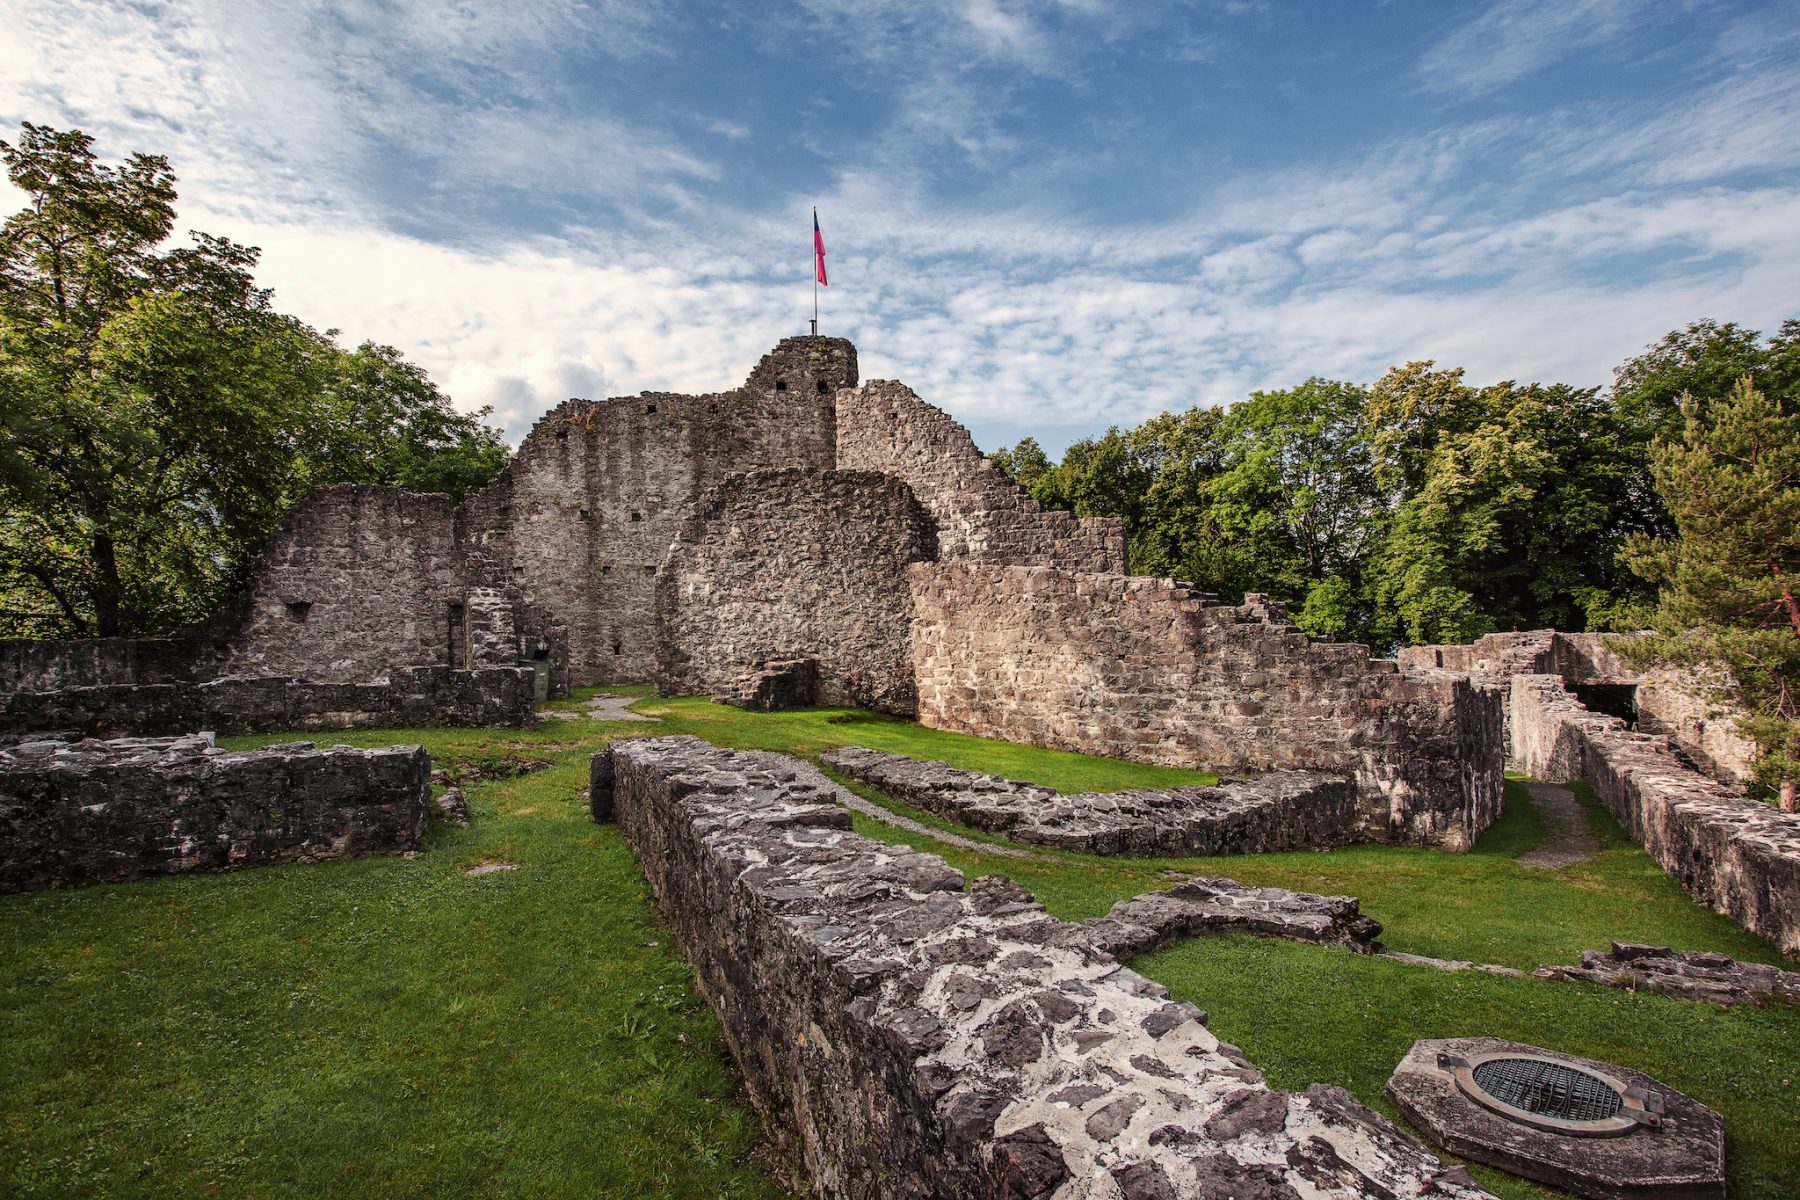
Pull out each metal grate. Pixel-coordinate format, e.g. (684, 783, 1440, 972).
(1471, 1058, 1624, 1123)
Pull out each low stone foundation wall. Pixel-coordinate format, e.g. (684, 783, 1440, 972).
(1511, 674, 1800, 954)
(822, 747, 1359, 857)
(595, 735, 1489, 1200)
(909, 563, 1505, 851)
(0, 666, 536, 738)
(0, 734, 429, 892)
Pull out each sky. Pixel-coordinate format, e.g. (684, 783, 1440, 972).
(2, 0, 1797, 455)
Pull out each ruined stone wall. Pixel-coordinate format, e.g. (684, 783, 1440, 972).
(593, 736, 1489, 1200)
(909, 564, 1505, 850)
(0, 635, 212, 693)
(1404, 630, 1758, 785)
(457, 337, 855, 686)
(655, 469, 935, 714)
(0, 666, 535, 738)
(219, 485, 463, 682)
(835, 380, 1126, 574)
(1511, 673, 1800, 954)
(0, 734, 429, 893)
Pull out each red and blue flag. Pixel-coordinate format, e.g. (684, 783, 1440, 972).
(814, 210, 828, 286)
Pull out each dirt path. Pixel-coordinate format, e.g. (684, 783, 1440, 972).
(1516, 780, 1598, 869)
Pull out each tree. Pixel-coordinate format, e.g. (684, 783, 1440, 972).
(988, 435, 1052, 490)
(1619, 378, 1800, 810)
(0, 122, 507, 639)
(1365, 364, 1645, 645)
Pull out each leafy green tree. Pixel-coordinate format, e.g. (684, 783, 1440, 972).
(1619, 378, 1800, 810)
(1366, 365, 1644, 644)
(988, 435, 1051, 490)
(1026, 427, 1153, 540)
(0, 122, 506, 639)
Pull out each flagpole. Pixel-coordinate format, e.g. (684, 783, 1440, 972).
(811, 207, 819, 336)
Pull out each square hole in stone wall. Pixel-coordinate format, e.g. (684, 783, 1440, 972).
(285, 600, 312, 621)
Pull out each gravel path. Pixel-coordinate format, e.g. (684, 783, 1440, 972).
(1516, 780, 1598, 869)
(576, 695, 659, 722)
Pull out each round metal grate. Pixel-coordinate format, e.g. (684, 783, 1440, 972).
(1471, 1058, 1624, 1124)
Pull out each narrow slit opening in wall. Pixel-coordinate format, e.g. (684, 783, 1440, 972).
(447, 602, 466, 669)
(611, 641, 623, 656)
(285, 600, 312, 621)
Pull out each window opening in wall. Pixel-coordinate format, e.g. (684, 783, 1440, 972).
(774, 380, 788, 392)
(630, 511, 642, 522)
(1570, 682, 1638, 729)
(816, 379, 830, 394)
(555, 427, 569, 440)
(578, 508, 592, 521)
(285, 600, 312, 621)
(611, 640, 623, 656)
(643, 565, 656, 576)
(645, 403, 657, 414)
(447, 602, 466, 669)
(512, 564, 525, 577)
(601, 563, 612, 575)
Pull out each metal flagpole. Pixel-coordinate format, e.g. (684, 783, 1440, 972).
(811, 207, 819, 336)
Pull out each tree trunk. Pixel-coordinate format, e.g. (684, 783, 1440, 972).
(92, 530, 122, 637)
(1781, 779, 1797, 814)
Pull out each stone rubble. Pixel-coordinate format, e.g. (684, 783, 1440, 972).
(434, 786, 471, 827)
(1, 733, 429, 892)
(822, 746, 1360, 857)
(595, 735, 1491, 1200)
(1534, 941, 1800, 1008)
(1076, 877, 1383, 959)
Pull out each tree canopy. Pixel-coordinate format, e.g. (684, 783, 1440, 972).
(994, 318, 1798, 653)
(0, 123, 506, 639)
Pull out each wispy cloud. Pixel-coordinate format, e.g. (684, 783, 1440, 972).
(1416, 0, 1651, 96)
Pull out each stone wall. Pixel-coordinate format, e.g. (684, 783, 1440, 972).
(0, 733, 429, 892)
(1510, 673, 1800, 953)
(909, 563, 1506, 851)
(656, 469, 935, 714)
(1402, 630, 1757, 785)
(594, 736, 1490, 1200)
(0, 635, 211, 693)
(822, 747, 1361, 857)
(836, 380, 1125, 574)
(0, 666, 535, 738)
(458, 337, 855, 685)
(219, 485, 463, 682)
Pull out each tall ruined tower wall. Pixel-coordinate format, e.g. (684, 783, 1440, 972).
(835, 380, 1126, 573)
(455, 338, 855, 685)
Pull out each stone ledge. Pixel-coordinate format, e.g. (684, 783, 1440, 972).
(1, 733, 430, 892)
(596, 735, 1489, 1199)
(1535, 941, 1800, 1008)
(822, 746, 1360, 856)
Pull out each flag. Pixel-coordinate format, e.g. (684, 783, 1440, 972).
(814, 209, 828, 287)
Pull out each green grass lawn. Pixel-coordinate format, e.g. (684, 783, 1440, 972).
(3, 689, 1795, 1198)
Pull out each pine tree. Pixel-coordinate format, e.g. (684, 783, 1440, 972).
(1621, 378, 1800, 809)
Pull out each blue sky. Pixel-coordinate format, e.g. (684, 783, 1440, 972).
(3, 1, 1797, 454)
